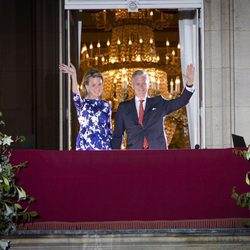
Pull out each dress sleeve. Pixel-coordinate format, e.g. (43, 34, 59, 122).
(72, 93, 84, 114)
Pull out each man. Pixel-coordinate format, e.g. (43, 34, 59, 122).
(111, 64, 195, 149)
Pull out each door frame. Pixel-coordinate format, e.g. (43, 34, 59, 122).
(60, 0, 205, 149)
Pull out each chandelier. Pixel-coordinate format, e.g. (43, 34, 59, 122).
(80, 9, 189, 146)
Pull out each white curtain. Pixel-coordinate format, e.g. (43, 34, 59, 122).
(179, 10, 200, 149)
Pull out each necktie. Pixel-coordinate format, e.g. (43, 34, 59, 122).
(139, 100, 149, 149)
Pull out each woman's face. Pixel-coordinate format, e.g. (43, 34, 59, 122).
(86, 77, 103, 99)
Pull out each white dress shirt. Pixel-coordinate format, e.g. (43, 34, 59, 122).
(185, 85, 195, 93)
(134, 95, 147, 118)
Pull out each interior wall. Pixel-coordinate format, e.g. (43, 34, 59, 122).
(0, 0, 60, 149)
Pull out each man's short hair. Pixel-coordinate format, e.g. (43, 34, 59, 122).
(131, 70, 149, 83)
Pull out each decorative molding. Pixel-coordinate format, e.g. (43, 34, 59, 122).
(9, 229, 250, 250)
(127, 0, 139, 12)
(64, 0, 203, 10)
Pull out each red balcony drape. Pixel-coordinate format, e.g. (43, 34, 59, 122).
(12, 148, 250, 230)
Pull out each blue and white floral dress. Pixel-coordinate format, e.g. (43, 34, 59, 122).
(73, 93, 112, 150)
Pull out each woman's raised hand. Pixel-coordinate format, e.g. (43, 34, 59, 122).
(59, 63, 77, 80)
(59, 63, 79, 94)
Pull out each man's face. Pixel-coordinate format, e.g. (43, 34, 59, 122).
(131, 75, 149, 99)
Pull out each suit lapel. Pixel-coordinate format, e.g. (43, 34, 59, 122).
(129, 97, 139, 124)
(128, 97, 153, 124)
(144, 97, 153, 115)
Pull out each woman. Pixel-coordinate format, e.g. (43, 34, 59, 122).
(59, 63, 112, 150)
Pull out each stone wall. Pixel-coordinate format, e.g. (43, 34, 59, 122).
(205, 0, 250, 148)
(7, 230, 250, 250)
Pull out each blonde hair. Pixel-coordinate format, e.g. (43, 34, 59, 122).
(81, 69, 104, 97)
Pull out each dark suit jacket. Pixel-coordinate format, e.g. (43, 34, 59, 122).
(111, 88, 193, 149)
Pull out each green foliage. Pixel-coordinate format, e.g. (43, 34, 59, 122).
(233, 147, 250, 161)
(232, 186, 250, 208)
(231, 146, 250, 209)
(0, 112, 38, 249)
